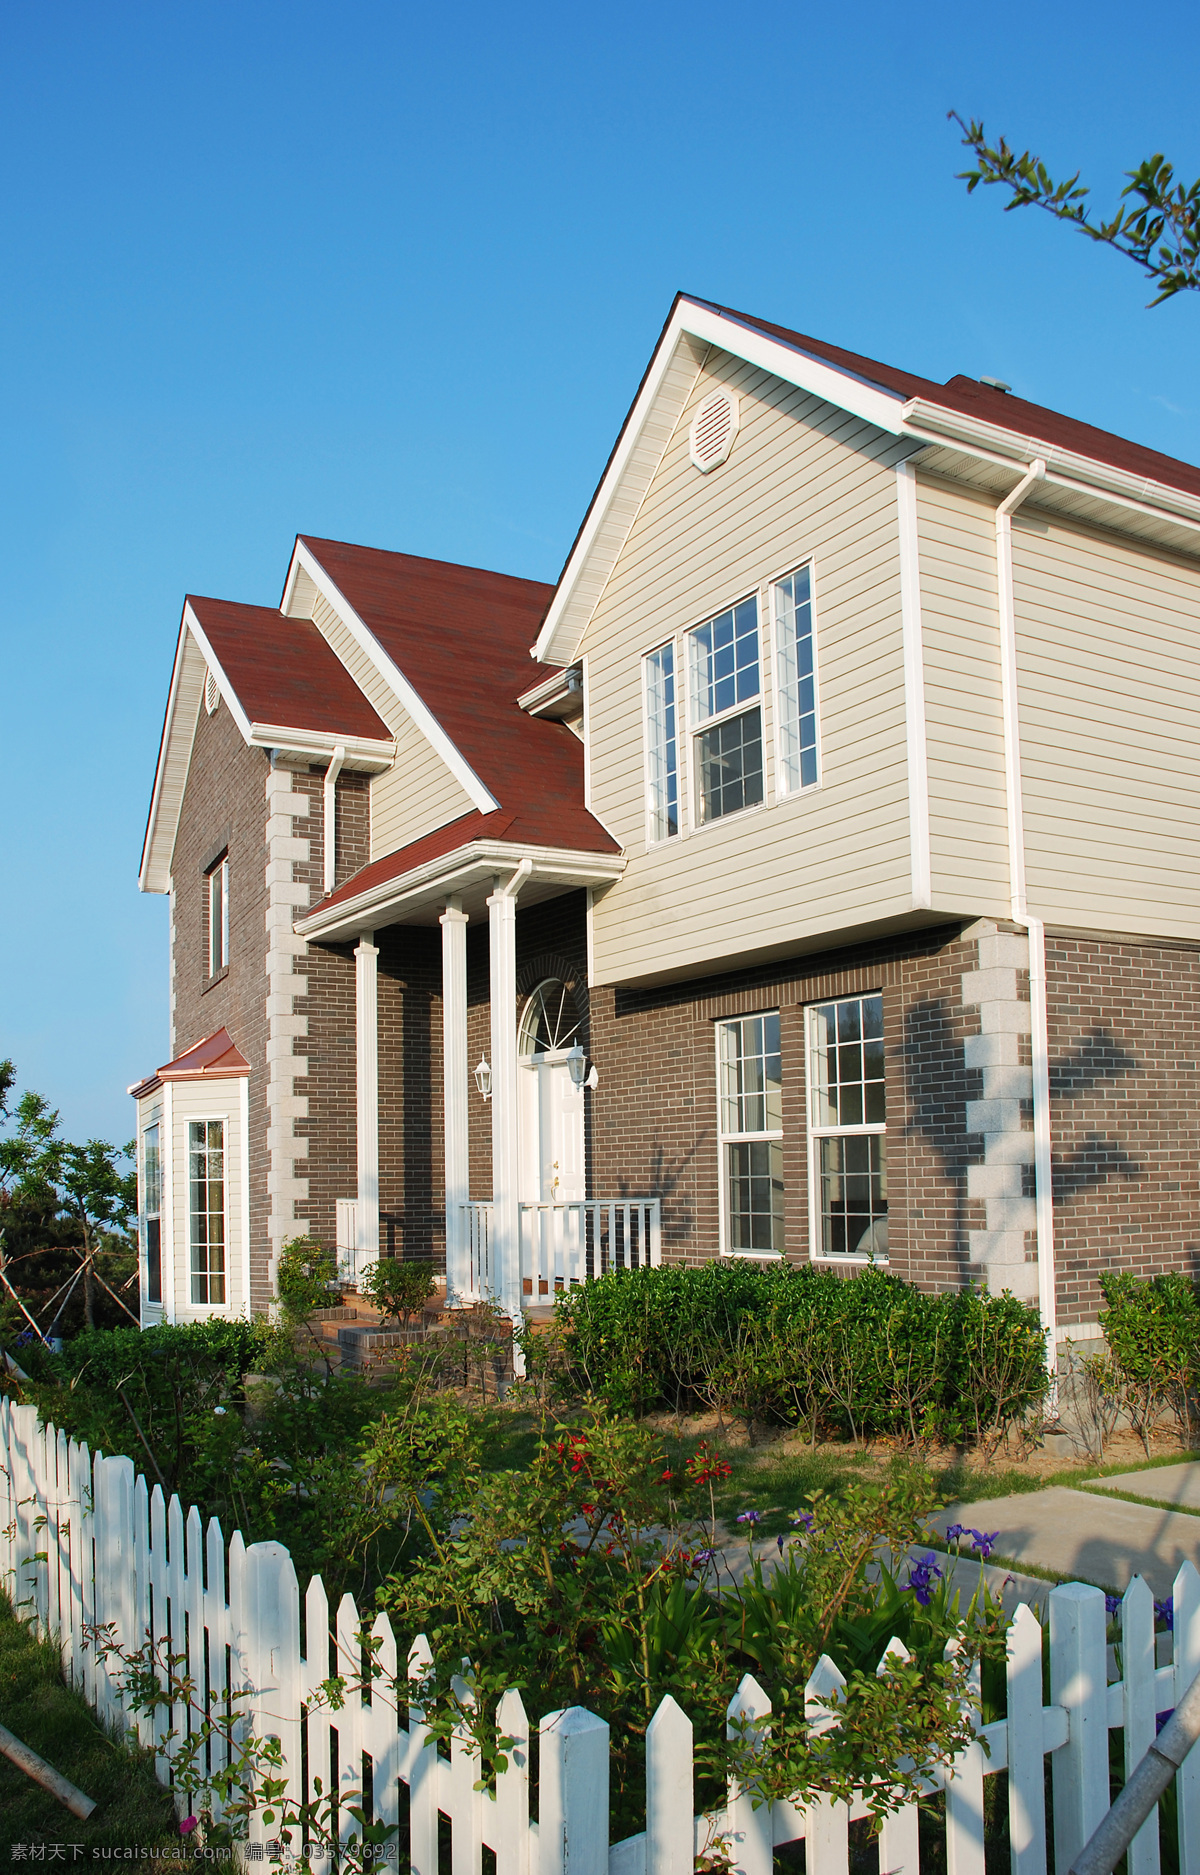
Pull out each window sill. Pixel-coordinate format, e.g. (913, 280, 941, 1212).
(202, 966, 230, 995)
(719, 1249, 785, 1262)
(809, 1255, 889, 1268)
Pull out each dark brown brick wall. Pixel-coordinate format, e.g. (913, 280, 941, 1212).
(589, 922, 989, 1285)
(293, 770, 370, 1260)
(170, 695, 271, 1287)
(1047, 933, 1200, 1324)
(377, 924, 444, 1263)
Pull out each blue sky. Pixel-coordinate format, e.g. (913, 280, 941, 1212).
(2, 0, 1197, 1144)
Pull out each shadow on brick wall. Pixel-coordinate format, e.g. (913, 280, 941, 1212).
(615, 1138, 706, 1251)
(901, 999, 984, 1275)
(1049, 1028, 1140, 1100)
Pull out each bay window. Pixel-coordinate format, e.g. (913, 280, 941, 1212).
(189, 1118, 226, 1304)
(718, 1011, 784, 1254)
(143, 1123, 162, 1304)
(807, 993, 887, 1260)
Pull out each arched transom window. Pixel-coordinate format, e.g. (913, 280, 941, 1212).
(519, 978, 583, 1057)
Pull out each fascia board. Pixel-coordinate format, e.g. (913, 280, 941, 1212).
(902, 399, 1200, 530)
(183, 606, 256, 741)
(280, 543, 303, 616)
(139, 623, 207, 895)
(295, 840, 626, 940)
(244, 724, 394, 770)
(534, 299, 909, 668)
(293, 538, 500, 813)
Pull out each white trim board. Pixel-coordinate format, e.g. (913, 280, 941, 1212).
(895, 462, 931, 911)
(535, 299, 910, 668)
(285, 538, 500, 814)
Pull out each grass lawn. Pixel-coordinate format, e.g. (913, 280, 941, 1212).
(0, 1593, 188, 1862)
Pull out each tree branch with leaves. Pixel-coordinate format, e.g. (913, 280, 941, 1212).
(951, 111, 1200, 306)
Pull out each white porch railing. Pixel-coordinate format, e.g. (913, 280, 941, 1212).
(458, 1198, 661, 1306)
(335, 1197, 361, 1283)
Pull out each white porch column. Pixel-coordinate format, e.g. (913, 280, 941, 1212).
(440, 898, 470, 1301)
(355, 932, 380, 1272)
(488, 860, 531, 1321)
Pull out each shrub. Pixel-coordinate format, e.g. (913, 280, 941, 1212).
(554, 1262, 1049, 1450)
(1099, 1270, 1200, 1451)
(377, 1408, 999, 1835)
(276, 1234, 340, 1324)
(359, 1256, 437, 1326)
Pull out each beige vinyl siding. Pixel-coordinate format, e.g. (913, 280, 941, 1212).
(1013, 514, 1200, 936)
(584, 347, 914, 986)
(311, 595, 405, 732)
(309, 593, 475, 862)
(370, 713, 476, 859)
(915, 475, 1010, 915)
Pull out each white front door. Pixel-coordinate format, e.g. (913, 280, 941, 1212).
(520, 1051, 585, 1203)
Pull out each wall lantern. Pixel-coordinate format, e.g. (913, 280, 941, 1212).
(567, 1046, 587, 1088)
(474, 1055, 492, 1100)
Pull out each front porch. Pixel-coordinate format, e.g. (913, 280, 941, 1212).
(298, 833, 655, 1318)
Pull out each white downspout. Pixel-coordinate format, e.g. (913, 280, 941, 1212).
(323, 745, 346, 896)
(995, 460, 1058, 1359)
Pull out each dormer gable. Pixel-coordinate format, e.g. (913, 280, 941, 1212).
(139, 598, 393, 894)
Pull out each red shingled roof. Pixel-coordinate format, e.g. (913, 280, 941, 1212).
(188, 596, 390, 740)
(699, 296, 1200, 503)
(310, 797, 619, 921)
(129, 1026, 250, 1100)
(300, 538, 600, 839)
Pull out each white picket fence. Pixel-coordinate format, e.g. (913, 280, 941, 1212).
(3, 1389, 1200, 1873)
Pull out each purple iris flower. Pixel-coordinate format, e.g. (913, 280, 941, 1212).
(905, 1554, 944, 1607)
(1156, 1597, 1175, 1630)
(945, 1523, 965, 1542)
(736, 1510, 762, 1526)
(776, 1533, 786, 1554)
(969, 1530, 999, 1560)
(1105, 1594, 1122, 1617)
(792, 1512, 815, 1531)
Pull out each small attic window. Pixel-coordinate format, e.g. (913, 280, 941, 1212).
(205, 671, 219, 716)
(689, 390, 740, 474)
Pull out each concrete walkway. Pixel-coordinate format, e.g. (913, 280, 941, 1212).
(933, 1484, 1200, 1597)
(1083, 1462, 1200, 1511)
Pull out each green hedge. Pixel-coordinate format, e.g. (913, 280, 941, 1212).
(1097, 1270, 1200, 1450)
(554, 1262, 1048, 1450)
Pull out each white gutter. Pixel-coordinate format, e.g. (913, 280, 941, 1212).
(903, 397, 1200, 530)
(295, 838, 626, 941)
(994, 460, 1057, 1355)
(323, 745, 346, 896)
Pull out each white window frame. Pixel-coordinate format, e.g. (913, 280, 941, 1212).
(642, 639, 680, 845)
(805, 993, 888, 1265)
(715, 1010, 785, 1259)
(186, 1115, 228, 1307)
(142, 1121, 162, 1307)
(687, 593, 766, 830)
(771, 559, 822, 799)
(208, 856, 229, 977)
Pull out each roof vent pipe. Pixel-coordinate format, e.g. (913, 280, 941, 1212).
(323, 745, 346, 896)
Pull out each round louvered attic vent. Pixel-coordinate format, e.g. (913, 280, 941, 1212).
(205, 670, 219, 716)
(688, 389, 739, 473)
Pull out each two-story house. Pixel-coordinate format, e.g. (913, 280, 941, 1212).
(130, 293, 1200, 1358)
